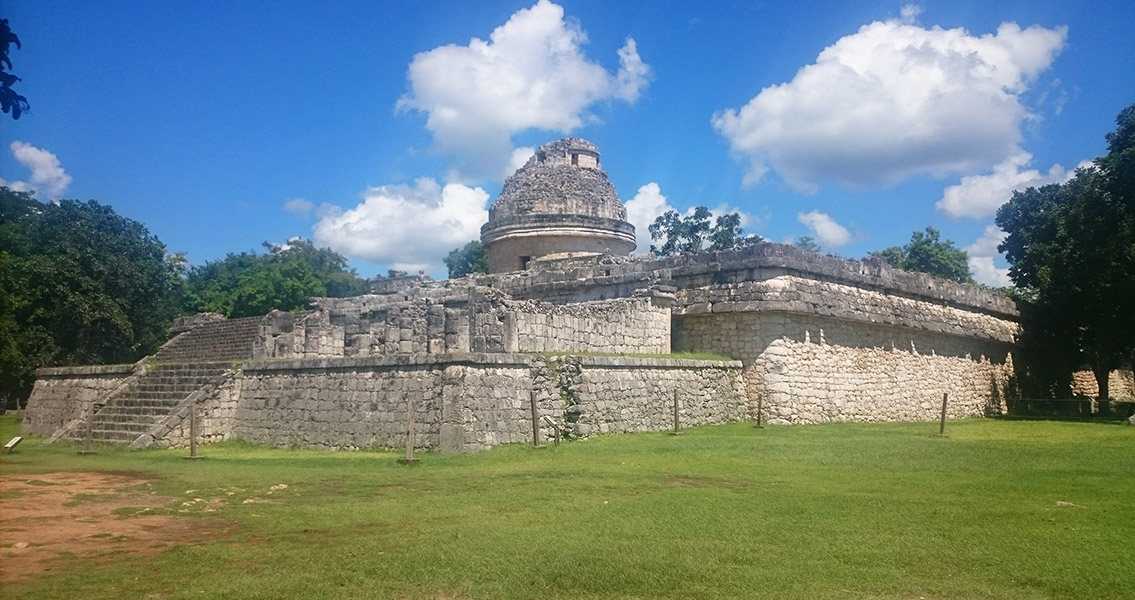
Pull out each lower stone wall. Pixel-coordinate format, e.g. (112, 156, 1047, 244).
(674, 312, 1015, 424)
(22, 365, 138, 435)
(544, 356, 746, 436)
(216, 354, 744, 452)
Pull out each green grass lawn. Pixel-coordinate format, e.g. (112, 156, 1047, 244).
(1, 414, 1132, 599)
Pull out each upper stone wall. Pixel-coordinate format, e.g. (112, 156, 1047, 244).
(258, 285, 674, 360)
(473, 242, 1020, 323)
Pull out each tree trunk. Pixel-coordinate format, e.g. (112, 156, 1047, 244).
(1093, 363, 1111, 416)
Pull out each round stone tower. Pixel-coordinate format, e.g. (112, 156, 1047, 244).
(480, 137, 636, 273)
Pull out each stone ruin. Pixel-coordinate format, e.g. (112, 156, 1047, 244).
(22, 137, 1135, 452)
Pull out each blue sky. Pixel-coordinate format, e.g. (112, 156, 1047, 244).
(2, 1, 1133, 285)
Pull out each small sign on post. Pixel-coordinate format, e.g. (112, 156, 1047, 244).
(4, 436, 21, 454)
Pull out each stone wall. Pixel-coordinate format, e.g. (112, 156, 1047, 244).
(22, 365, 138, 435)
(508, 296, 671, 354)
(256, 288, 673, 360)
(537, 356, 746, 437)
(1071, 369, 1135, 400)
(675, 311, 1014, 424)
(187, 354, 745, 452)
(674, 275, 1018, 343)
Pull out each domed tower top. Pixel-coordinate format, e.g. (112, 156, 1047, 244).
(480, 137, 635, 273)
(488, 137, 628, 223)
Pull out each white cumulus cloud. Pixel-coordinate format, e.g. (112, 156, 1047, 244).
(936, 152, 1089, 219)
(0, 141, 73, 201)
(311, 178, 489, 274)
(712, 15, 1066, 191)
(796, 210, 852, 248)
(396, 0, 650, 180)
(624, 182, 673, 253)
(964, 224, 1012, 287)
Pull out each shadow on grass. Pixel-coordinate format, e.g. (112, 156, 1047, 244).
(992, 414, 1130, 426)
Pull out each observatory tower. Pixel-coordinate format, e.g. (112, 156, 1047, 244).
(480, 137, 636, 273)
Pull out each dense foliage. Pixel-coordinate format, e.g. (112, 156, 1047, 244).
(183, 239, 369, 318)
(794, 236, 822, 253)
(648, 206, 760, 256)
(444, 240, 488, 278)
(869, 227, 973, 284)
(996, 103, 1135, 409)
(1, 18, 29, 119)
(1, 188, 183, 406)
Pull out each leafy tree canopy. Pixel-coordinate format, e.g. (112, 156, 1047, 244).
(1, 188, 183, 405)
(869, 227, 973, 284)
(184, 239, 368, 318)
(444, 240, 488, 279)
(795, 236, 822, 254)
(1, 18, 29, 119)
(996, 102, 1135, 409)
(648, 206, 761, 256)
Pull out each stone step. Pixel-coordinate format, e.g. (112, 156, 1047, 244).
(96, 406, 178, 418)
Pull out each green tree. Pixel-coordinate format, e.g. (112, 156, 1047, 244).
(444, 240, 488, 278)
(996, 103, 1135, 412)
(1, 18, 29, 119)
(795, 236, 822, 253)
(1, 189, 183, 406)
(648, 206, 761, 256)
(183, 239, 367, 318)
(869, 227, 973, 284)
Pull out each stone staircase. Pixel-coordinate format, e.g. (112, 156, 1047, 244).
(74, 363, 233, 444)
(153, 316, 263, 362)
(60, 316, 263, 446)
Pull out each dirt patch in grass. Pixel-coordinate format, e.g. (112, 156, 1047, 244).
(0, 472, 236, 585)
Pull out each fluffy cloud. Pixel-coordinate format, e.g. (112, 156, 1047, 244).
(936, 152, 1089, 219)
(0, 141, 73, 201)
(397, 0, 650, 180)
(712, 15, 1066, 191)
(311, 178, 489, 274)
(624, 182, 673, 253)
(796, 210, 852, 248)
(964, 224, 1012, 287)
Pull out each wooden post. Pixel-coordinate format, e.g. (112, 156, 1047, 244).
(399, 399, 419, 464)
(939, 392, 949, 435)
(754, 396, 764, 429)
(79, 404, 96, 455)
(530, 387, 542, 448)
(185, 401, 202, 459)
(669, 389, 682, 435)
